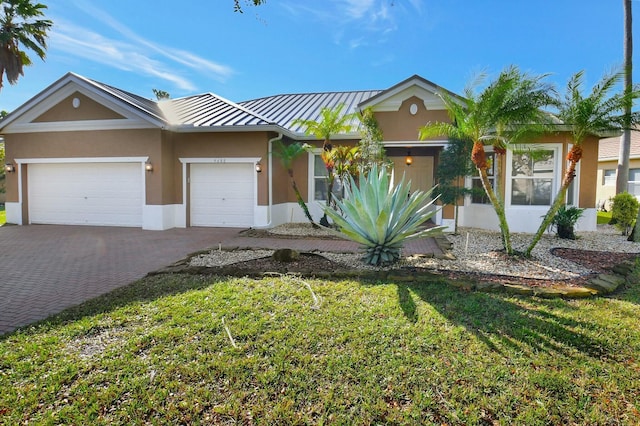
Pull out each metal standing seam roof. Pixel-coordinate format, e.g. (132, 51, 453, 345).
(85, 77, 168, 124)
(160, 93, 275, 127)
(239, 90, 382, 134)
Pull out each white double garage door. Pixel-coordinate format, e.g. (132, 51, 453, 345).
(27, 162, 255, 228)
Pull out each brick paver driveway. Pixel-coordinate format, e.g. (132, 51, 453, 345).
(0, 225, 240, 335)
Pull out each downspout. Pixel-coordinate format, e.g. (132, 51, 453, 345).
(256, 132, 282, 228)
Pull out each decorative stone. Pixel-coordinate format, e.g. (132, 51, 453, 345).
(585, 274, 625, 294)
(475, 282, 503, 292)
(502, 284, 534, 296)
(272, 248, 300, 262)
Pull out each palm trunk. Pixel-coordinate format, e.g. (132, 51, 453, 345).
(526, 150, 581, 256)
(472, 141, 513, 254)
(478, 167, 513, 255)
(289, 171, 319, 228)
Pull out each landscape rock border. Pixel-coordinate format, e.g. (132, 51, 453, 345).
(152, 251, 637, 300)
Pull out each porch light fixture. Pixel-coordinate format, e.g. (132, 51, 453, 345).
(255, 162, 262, 173)
(405, 150, 413, 166)
(145, 162, 153, 172)
(4, 163, 14, 173)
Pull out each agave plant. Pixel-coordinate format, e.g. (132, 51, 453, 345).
(324, 165, 444, 266)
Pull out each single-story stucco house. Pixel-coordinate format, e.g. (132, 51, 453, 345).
(596, 131, 640, 209)
(0, 72, 600, 233)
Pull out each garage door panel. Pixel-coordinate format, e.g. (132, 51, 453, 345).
(28, 163, 143, 227)
(190, 163, 254, 227)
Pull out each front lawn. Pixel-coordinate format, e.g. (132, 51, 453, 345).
(0, 204, 5, 225)
(1, 272, 640, 424)
(597, 210, 612, 225)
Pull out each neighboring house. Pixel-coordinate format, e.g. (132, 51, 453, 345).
(0, 72, 600, 232)
(596, 131, 640, 210)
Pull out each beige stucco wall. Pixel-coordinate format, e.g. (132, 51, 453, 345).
(34, 92, 125, 122)
(172, 131, 271, 206)
(596, 158, 640, 208)
(374, 96, 451, 141)
(3, 129, 164, 206)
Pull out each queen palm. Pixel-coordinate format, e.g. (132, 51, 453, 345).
(292, 104, 356, 225)
(419, 67, 555, 255)
(272, 140, 318, 228)
(0, 0, 52, 90)
(525, 70, 640, 256)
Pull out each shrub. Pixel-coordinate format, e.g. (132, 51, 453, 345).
(611, 192, 639, 236)
(550, 205, 584, 239)
(324, 165, 444, 266)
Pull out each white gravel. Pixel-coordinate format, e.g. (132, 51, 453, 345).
(188, 224, 640, 280)
(408, 225, 639, 280)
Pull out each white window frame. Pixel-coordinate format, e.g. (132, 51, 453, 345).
(308, 150, 345, 204)
(603, 169, 616, 186)
(505, 144, 562, 209)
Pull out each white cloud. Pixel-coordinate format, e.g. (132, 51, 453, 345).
(281, 0, 422, 48)
(48, 1, 234, 91)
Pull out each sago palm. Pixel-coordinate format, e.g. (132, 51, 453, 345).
(324, 165, 443, 267)
(272, 140, 318, 228)
(0, 0, 52, 90)
(526, 70, 640, 256)
(419, 66, 555, 255)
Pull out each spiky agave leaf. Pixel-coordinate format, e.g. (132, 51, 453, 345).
(325, 165, 445, 266)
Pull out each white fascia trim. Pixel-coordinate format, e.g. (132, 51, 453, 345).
(16, 156, 149, 165)
(2, 76, 165, 133)
(5, 119, 157, 133)
(384, 140, 449, 147)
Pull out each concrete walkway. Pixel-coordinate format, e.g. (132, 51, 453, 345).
(0, 225, 443, 335)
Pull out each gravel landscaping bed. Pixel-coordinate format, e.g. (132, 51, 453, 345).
(188, 223, 640, 286)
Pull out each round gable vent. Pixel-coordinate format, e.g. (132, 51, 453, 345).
(409, 103, 418, 115)
(72, 97, 80, 108)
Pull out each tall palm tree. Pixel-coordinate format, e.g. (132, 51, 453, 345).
(419, 67, 555, 255)
(272, 140, 318, 228)
(616, 0, 633, 195)
(526, 70, 640, 256)
(292, 104, 356, 225)
(0, 0, 52, 90)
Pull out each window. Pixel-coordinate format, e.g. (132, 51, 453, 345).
(603, 169, 616, 186)
(470, 152, 495, 204)
(313, 154, 344, 201)
(628, 168, 640, 196)
(510, 150, 555, 206)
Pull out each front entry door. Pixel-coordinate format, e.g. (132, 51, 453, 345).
(391, 155, 434, 199)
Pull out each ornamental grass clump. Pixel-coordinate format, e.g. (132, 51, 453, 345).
(324, 165, 444, 266)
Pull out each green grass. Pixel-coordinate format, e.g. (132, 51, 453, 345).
(597, 210, 612, 225)
(0, 204, 5, 225)
(2, 272, 640, 424)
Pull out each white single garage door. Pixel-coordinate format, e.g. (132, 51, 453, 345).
(190, 163, 254, 227)
(28, 162, 143, 227)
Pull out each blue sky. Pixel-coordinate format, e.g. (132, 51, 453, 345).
(0, 0, 637, 112)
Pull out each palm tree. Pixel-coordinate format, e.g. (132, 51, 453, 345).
(616, 0, 633, 195)
(525, 70, 640, 256)
(272, 140, 319, 228)
(292, 104, 356, 225)
(0, 0, 52, 90)
(419, 67, 555, 255)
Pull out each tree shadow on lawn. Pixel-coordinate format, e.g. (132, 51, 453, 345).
(394, 280, 617, 360)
